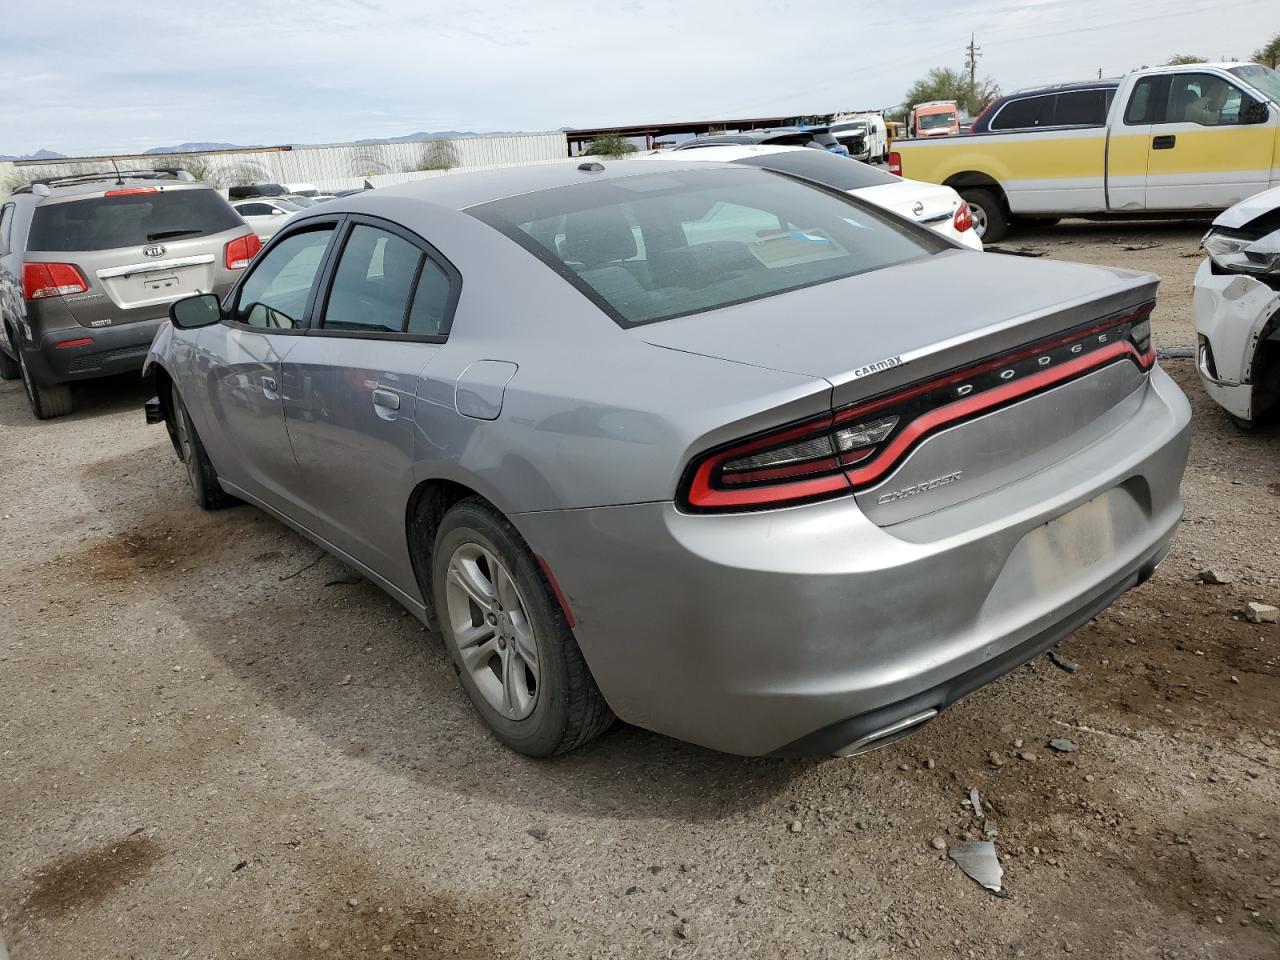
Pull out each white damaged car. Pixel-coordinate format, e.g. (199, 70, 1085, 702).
(1194, 186, 1280, 429)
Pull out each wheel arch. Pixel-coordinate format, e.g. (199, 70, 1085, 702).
(145, 360, 183, 458)
(405, 477, 501, 627)
(943, 171, 1010, 210)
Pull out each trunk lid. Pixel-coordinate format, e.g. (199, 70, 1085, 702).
(854, 180, 960, 230)
(645, 251, 1158, 524)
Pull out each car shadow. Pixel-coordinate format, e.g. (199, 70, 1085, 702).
(0, 372, 152, 429)
(71, 445, 811, 824)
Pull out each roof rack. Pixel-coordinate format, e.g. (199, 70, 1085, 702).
(12, 168, 192, 194)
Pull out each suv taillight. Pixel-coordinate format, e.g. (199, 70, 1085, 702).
(22, 262, 88, 300)
(224, 233, 262, 270)
(953, 200, 973, 233)
(678, 303, 1157, 513)
(887, 151, 902, 176)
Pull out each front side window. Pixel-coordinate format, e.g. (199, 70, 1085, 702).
(321, 225, 422, 332)
(471, 168, 945, 328)
(233, 226, 334, 329)
(1167, 72, 1251, 126)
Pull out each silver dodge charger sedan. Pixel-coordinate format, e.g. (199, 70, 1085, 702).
(144, 159, 1192, 758)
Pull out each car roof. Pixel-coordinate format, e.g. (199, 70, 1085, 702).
(357, 157, 744, 212)
(17, 177, 212, 204)
(1005, 78, 1122, 96)
(655, 143, 809, 163)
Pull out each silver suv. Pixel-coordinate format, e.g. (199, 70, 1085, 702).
(0, 170, 259, 418)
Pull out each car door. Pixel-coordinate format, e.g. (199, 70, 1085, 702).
(280, 216, 460, 590)
(1142, 70, 1278, 210)
(192, 221, 338, 521)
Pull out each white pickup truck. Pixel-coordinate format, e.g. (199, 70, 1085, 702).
(889, 62, 1280, 241)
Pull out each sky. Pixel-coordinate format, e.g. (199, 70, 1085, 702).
(0, 0, 1275, 157)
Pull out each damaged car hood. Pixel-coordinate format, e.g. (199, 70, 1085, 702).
(1213, 185, 1280, 230)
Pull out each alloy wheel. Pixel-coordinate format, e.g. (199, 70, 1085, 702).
(969, 202, 989, 239)
(444, 542, 541, 720)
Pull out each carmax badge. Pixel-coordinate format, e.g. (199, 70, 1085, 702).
(877, 470, 963, 505)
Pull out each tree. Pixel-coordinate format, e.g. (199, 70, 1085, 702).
(1166, 54, 1207, 65)
(175, 155, 221, 187)
(413, 139, 459, 172)
(1254, 33, 1280, 68)
(582, 133, 637, 157)
(903, 67, 999, 116)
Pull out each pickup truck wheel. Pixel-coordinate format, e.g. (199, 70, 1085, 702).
(960, 189, 1008, 243)
(433, 498, 614, 757)
(17, 347, 72, 419)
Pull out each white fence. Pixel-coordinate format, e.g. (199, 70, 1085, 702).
(1, 132, 568, 198)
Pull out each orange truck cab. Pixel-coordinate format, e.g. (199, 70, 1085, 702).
(909, 101, 961, 138)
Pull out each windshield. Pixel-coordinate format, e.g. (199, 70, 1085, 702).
(28, 188, 242, 251)
(918, 112, 956, 130)
(1230, 64, 1280, 104)
(471, 168, 944, 328)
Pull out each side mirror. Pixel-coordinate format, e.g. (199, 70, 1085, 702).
(170, 292, 223, 330)
(1242, 99, 1270, 124)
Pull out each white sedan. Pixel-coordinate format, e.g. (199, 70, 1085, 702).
(1192, 185, 1280, 429)
(656, 144, 982, 251)
(230, 197, 303, 243)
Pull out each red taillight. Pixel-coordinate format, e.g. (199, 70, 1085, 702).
(55, 337, 94, 349)
(953, 200, 974, 233)
(104, 186, 159, 197)
(22, 262, 88, 300)
(224, 232, 262, 270)
(887, 151, 902, 176)
(678, 303, 1156, 513)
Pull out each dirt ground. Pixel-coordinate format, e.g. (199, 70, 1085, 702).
(1, 220, 1278, 960)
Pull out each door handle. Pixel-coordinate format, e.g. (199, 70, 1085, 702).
(372, 389, 400, 410)
(1152, 134, 1176, 150)
(261, 375, 279, 400)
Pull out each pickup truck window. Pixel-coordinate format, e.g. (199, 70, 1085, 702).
(1124, 76, 1171, 124)
(1166, 73, 1251, 126)
(991, 95, 1051, 130)
(1053, 89, 1113, 126)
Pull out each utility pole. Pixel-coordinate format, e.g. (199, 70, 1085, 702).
(964, 33, 982, 111)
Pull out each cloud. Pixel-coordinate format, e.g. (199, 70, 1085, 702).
(0, 0, 1272, 156)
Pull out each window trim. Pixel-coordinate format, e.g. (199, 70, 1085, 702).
(303, 213, 462, 344)
(222, 217, 345, 336)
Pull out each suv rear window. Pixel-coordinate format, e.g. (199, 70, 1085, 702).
(471, 168, 944, 328)
(27, 188, 243, 252)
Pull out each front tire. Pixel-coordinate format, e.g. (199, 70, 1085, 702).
(170, 383, 233, 510)
(17, 347, 72, 419)
(960, 188, 1009, 244)
(432, 499, 613, 757)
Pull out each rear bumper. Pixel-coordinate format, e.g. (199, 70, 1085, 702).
(22, 315, 164, 384)
(513, 366, 1191, 756)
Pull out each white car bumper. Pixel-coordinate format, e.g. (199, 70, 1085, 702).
(1192, 258, 1280, 420)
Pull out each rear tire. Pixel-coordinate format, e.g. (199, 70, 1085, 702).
(170, 383, 233, 510)
(960, 188, 1009, 243)
(432, 498, 613, 757)
(0, 343, 19, 381)
(16, 347, 72, 419)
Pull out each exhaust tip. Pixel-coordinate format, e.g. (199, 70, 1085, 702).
(832, 709, 938, 758)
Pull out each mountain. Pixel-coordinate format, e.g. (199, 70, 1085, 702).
(144, 142, 255, 154)
(350, 130, 481, 145)
(0, 149, 67, 161)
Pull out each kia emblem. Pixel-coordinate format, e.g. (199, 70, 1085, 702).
(143, 244, 166, 258)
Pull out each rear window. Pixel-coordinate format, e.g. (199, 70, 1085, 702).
(470, 168, 945, 328)
(736, 149, 898, 190)
(27, 187, 243, 252)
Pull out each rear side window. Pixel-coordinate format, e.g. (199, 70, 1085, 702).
(991, 95, 1051, 130)
(737, 148, 899, 189)
(321, 225, 422, 332)
(234, 227, 334, 329)
(1052, 89, 1112, 126)
(471, 167, 945, 328)
(27, 188, 242, 252)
